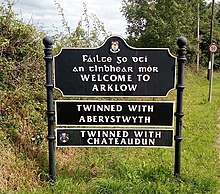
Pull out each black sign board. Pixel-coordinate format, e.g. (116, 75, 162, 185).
(56, 128, 173, 147)
(55, 100, 174, 127)
(54, 36, 176, 97)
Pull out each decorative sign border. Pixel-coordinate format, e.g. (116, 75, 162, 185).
(55, 100, 175, 127)
(56, 128, 174, 148)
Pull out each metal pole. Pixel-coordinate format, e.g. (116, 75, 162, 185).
(196, 2, 200, 71)
(174, 36, 187, 176)
(208, 53, 214, 102)
(43, 36, 55, 185)
(210, 0, 215, 45)
(208, 0, 215, 80)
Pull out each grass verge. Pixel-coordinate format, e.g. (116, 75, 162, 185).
(1, 68, 220, 193)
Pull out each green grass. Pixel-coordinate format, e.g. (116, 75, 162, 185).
(2, 69, 220, 193)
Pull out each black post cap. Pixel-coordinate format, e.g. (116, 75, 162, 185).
(43, 36, 53, 46)
(177, 36, 187, 47)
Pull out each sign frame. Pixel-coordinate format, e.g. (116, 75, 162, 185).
(43, 35, 188, 182)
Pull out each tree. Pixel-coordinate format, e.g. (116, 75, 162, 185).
(121, 0, 220, 66)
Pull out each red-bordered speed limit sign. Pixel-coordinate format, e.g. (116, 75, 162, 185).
(209, 43, 218, 54)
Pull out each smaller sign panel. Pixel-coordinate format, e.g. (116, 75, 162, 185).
(56, 128, 174, 147)
(55, 100, 174, 127)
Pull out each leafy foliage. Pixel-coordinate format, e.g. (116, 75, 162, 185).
(0, 0, 46, 144)
(0, 0, 111, 191)
(0, 1, 49, 191)
(121, 0, 220, 67)
(122, 0, 196, 48)
(0, 0, 45, 89)
(53, 1, 110, 53)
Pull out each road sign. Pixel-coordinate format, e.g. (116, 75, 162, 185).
(56, 128, 174, 147)
(55, 100, 174, 127)
(54, 36, 176, 97)
(209, 43, 218, 54)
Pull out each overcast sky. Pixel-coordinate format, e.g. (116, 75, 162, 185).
(2, 0, 218, 39)
(4, 0, 127, 38)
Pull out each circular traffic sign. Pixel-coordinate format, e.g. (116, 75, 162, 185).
(209, 43, 218, 54)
